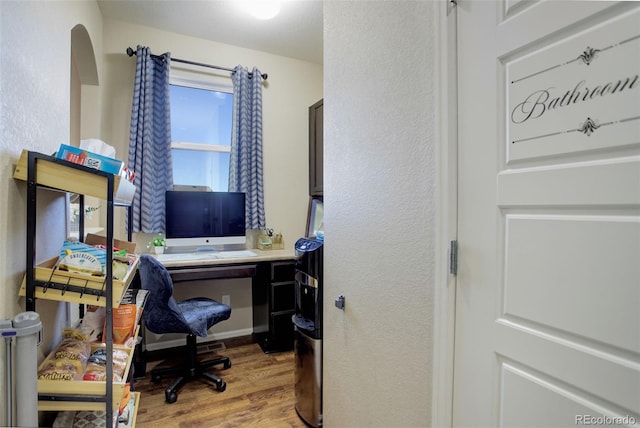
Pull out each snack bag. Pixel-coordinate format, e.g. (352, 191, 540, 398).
(37, 329, 90, 381)
(82, 346, 128, 382)
(103, 304, 137, 346)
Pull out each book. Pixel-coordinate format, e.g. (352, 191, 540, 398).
(56, 237, 137, 280)
(56, 144, 125, 175)
(119, 288, 149, 328)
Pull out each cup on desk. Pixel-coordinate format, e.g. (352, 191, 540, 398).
(257, 230, 272, 250)
(256, 231, 284, 250)
(272, 233, 284, 250)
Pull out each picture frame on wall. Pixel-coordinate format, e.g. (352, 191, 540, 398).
(306, 196, 324, 238)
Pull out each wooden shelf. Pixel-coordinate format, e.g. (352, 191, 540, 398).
(38, 341, 135, 411)
(13, 149, 135, 205)
(48, 392, 140, 427)
(18, 256, 139, 308)
(131, 392, 141, 428)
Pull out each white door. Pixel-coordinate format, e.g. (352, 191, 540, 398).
(454, 1, 640, 426)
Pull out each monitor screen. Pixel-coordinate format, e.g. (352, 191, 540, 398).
(165, 191, 246, 249)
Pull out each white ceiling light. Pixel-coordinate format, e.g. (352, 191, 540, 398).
(236, 0, 282, 20)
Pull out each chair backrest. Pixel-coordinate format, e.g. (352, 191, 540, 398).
(137, 254, 194, 335)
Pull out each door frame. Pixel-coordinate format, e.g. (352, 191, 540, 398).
(431, 1, 458, 427)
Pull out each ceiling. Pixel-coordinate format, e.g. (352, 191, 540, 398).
(97, 0, 324, 64)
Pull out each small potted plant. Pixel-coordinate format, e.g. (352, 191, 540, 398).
(148, 234, 166, 255)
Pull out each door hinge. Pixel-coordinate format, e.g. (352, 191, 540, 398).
(447, 0, 457, 16)
(449, 240, 458, 275)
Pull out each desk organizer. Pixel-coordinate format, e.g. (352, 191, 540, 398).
(257, 234, 284, 250)
(272, 236, 285, 250)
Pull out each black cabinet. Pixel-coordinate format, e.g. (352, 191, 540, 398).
(252, 260, 296, 353)
(309, 99, 323, 196)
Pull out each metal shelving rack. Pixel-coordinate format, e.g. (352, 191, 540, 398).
(14, 150, 136, 426)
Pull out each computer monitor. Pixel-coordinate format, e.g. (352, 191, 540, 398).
(165, 190, 246, 250)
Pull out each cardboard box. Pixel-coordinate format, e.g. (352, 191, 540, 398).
(85, 234, 136, 254)
(56, 144, 125, 176)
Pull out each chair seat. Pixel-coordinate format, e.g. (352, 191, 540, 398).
(177, 298, 231, 337)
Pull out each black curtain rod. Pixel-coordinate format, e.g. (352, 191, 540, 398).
(125, 47, 268, 80)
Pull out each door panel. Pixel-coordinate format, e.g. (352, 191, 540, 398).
(495, 320, 640, 415)
(503, 215, 640, 352)
(454, 1, 640, 426)
(497, 159, 640, 206)
(499, 363, 624, 428)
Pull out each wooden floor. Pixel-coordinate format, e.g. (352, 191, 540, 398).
(133, 337, 308, 428)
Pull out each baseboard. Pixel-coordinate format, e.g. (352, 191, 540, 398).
(144, 328, 254, 352)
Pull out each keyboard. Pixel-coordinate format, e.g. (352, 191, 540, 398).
(214, 250, 259, 259)
(156, 250, 258, 263)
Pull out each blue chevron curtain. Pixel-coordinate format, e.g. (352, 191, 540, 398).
(229, 65, 265, 230)
(128, 46, 173, 233)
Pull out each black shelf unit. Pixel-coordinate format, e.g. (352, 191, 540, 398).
(16, 150, 134, 425)
(252, 260, 296, 353)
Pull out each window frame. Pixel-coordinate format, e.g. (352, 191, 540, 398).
(168, 73, 234, 190)
(169, 74, 233, 155)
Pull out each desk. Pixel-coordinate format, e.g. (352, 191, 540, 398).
(157, 248, 297, 354)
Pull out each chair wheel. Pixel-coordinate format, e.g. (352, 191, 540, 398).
(217, 380, 227, 392)
(165, 391, 178, 403)
(151, 374, 162, 383)
(224, 360, 232, 369)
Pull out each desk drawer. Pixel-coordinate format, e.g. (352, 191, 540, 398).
(168, 264, 256, 282)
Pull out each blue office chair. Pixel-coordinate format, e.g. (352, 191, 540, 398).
(137, 254, 232, 403)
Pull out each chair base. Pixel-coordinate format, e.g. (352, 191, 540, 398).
(150, 334, 231, 403)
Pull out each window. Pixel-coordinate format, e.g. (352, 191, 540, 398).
(169, 78, 233, 191)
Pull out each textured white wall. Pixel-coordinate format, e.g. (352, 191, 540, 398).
(0, 0, 439, 424)
(0, 1, 103, 423)
(323, 1, 437, 426)
(1, 0, 103, 312)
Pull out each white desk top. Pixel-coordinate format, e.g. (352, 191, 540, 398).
(154, 248, 296, 268)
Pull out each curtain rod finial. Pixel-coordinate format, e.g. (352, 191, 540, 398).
(126, 47, 135, 57)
